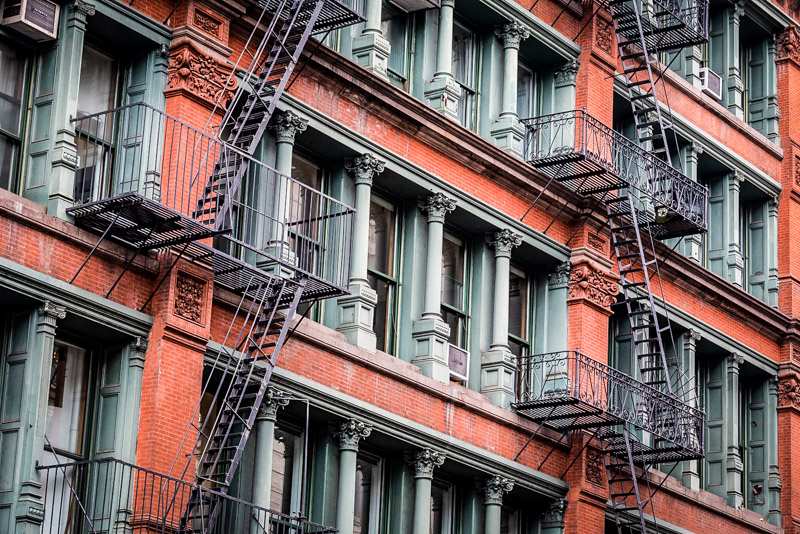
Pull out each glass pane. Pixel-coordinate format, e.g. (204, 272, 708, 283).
(452, 21, 474, 87)
(0, 41, 25, 137)
(500, 507, 518, 534)
(441, 308, 466, 349)
(73, 136, 111, 204)
(0, 135, 16, 191)
(368, 199, 395, 275)
(289, 155, 323, 269)
(46, 345, 89, 455)
(271, 428, 298, 515)
(517, 64, 534, 119)
(430, 482, 453, 534)
(77, 46, 116, 137)
(441, 234, 465, 309)
(368, 273, 392, 353)
(354, 455, 381, 534)
(382, 7, 407, 80)
(508, 271, 527, 339)
(509, 338, 525, 359)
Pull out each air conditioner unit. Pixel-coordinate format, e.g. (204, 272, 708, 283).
(1, 0, 60, 41)
(698, 67, 723, 101)
(447, 344, 469, 382)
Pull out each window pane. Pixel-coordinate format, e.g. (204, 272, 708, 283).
(441, 307, 466, 349)
(368, 273, 392, 353)
(452, 22, 474, 87)
(0, 136, 16, 191)
(77, 46, 116, 132)
(431, 482, 453, 534)
(46, 345, 90, 455)
(508, 270, 527, 339)
(271, 428, 299, 515)
(354, 455, 381, 534)
(0, 41, 25, 137)
(368, 199, 395, 275)
(517, 64, 534, 119)
(441, 234, 465, 309)
(500, 507, 519, 534)
(382, 5, 408, 85)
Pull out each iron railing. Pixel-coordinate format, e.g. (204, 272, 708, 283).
(523, 110, 708, 233)
(37, 457, 337, 534)
(515, 351, 705, 458)
(70, 102, 354, 293)
(600, 0, 709, 51)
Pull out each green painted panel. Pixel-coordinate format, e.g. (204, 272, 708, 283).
(707, 387, 722, 421)
(9, 313, 29, 354)
(103, 348, 122, 387)
(707, 459, 723, 487)
(749, 406, 764, 442)
(31, 102, 52, 142)
(707, 424, 723, 453)
(0, 505, 9, 533)
(96, 393, 118, 453)
(746, 379, 768, 516)
(36, 47, 57, 97)
(1, 361, 24, 423)
(0, 430, 18, 490)
(26, 152, 49, 189)
(308, 433, 339, 527)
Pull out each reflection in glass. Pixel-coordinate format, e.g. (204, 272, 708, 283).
(46, 345, 89, 455)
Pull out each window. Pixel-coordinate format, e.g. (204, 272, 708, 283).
(0, 40, 28, 192)
(431, 479, 455, 534)
(271, 425, 304, 515)
(516, 62, 537, 120)
(500, 506, 520, 534)
(508, 266, 531, 359)
(441, 232, 468, 349)
(73, 45, 119, 204)
(291, 154, 324, 317)
(381, 3, 412, 90)
(354, 452, 383, 533)
(367, 195, 399, 353)
(46, 344, 90, 458)
(452, 20, 478, 130)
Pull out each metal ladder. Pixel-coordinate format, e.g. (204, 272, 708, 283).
(193, 0, 329, 229)
(174, 275, 307, 533)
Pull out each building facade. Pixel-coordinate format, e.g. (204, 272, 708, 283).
(1, 0, 800, 531)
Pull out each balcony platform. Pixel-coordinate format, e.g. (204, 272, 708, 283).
(603, 0, 708, 52)
(263, 0, 365, 34)
(523, 110, 708, 239)
(514, 351, 705, 463)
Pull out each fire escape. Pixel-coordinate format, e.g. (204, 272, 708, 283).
(38, 0, 363, 532)
(516, 0, 709, 532)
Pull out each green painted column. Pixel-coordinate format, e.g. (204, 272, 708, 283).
(765, 36, 780, 144)
(252, 387, 290, 532)
(423, 0, 460, 121)
(330, 419, 372, 534)
(726, 3, 745, 119)
(725, 171, 743, 288)
(481, 229, 522, 408)
(767, 377, 782, 526)
(683, 144, 704, 263)
(477, 475, 514, 534)
(16, 301, 66, 531)
(685, 45, 705, 89)
(337, 154, 386, 352)
(725, 353, 744, 509)
(540, 498, 567, 534)
(412, 193, 456, 383)
(681, 329, 701, 491)
(46, 0, 95, 218)
(121, 337, 148, 463)
(352, 0, 390, 78)
(405, 449, 446, 534)
(767, 196, 779, 307)
(552, 60, 579, 114)
(490, 22, 530, 156)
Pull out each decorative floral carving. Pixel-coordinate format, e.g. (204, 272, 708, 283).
(167, 44, 237, 108)
(193, 9, 221, 37)
(257, 387, 291, 421)
(270, 110, 309, 145)
(568, 264, 620, 308)
(778, 376, 800, 409)
(587, 233, 606, 251)
(476, 475, 514, 505)
(345, 153, 386, 186)
(554, 60, 579, 88)
(585, 449, 605, 485)
(38, 300, 67, 321)
(494, 21, 531, 49)
(405, 449, 446, 479)
(548, 262, 571, 290)
(777, 26, 800, 63)
(418, 193, 457, 224)
(174, 274, 204, 323)
(595, 23, 613, 55)
(486, 229, 523, 258)
(542, 498, 568, 528)
(330, 419, 372, 451)
(795, 156, 800, 187)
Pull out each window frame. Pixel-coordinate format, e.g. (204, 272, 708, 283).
(0, 37, 32, 195)
(354, 449, 385, 534)
(451, 17, 480, 131)
(507, 264, 534, 359)
(440, 229, 470, 350)
(366, 192, 401, 354)
(515, 58, 539, 121)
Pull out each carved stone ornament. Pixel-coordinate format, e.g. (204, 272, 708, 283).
(542, 498, 568, 528)
(330, 419, 372, 451)
(257, 387, 291, 421)
(494, 21, 531, 49)
(778, 376, 800, 409)
(595, 22, 613, 54)
(418, 193, 457, 224)
(270, 110, 309, 145)
(554, 59, 580, 88)
(585, 449, 605, 485)
(777, 26, 800, 63)
(476, 475, 514, 505)
(568, 264, 620, 309)
(193, 9, 222, 37)
(587, 233, 606, 252)
(794, 156, 800, 187)
(345, 153, 386, 187)
(38, 300, 67, 321)
(129, 336, 149, 354)
(548, 261, 571, 290)
(486, 229, 522, 258)
(404, 449, 446, 479)
(70, 0, 96, 17)
(174, 273, 205, 323)
(167, 44, 238, 108)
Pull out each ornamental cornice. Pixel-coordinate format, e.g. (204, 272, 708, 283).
(494, 21, 531, 49)
(329, 418, 372, 451)
(568, 263, 619, 309)
(167, 43, 238, 109)
(486, 229, 522, 258)
(345, 153, 386, 187)
(404, 449, 446, 479)
(777, 26, 800, 63)
(270, 110, 309, 144)
(476, 475, 514, 505)
(418, 193, 457, 224)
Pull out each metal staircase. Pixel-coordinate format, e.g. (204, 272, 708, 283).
(602, 427, 657, 534)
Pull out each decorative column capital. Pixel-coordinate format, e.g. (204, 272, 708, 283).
(476, 475, 514, 505)
(727, 352, 744, 370)
(568, 263, 619, 310)
(257, 387, 291, 422)
(554, 59, 580, 88)
(345, 153, 386, 187)
(329, 418, 372, 451)
(37, 300, 67, 322)
(70, 0, 96, 17)
(727, 169, 743, 189)
(129, 336, 149, 369)
(404, 449, 446, 479)
(494, 21, 531, 49)
(542, 498, 568, 529)
(270, 110, 308, 144)
(684, 329, 701, 349)
(440, 0, 455, 7)
(486, 229, 522, 258)
(778, 26, 800, 63)
(418, 193, 457, 224)
(547, 262, 571, 290)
